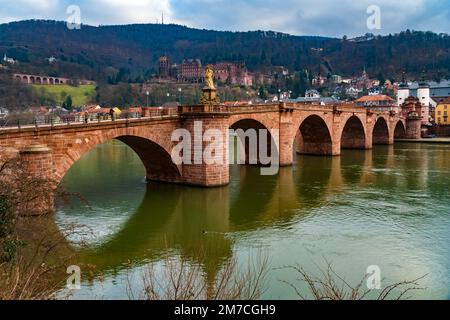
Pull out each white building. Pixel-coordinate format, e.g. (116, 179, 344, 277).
(368, 87, 381, 96)
(346, 86, 361, 99)
(397, 79, 432, 125)
(47, 56, 57, 64)
(3, 54, 16, 64)
(305, 89, 321, 98)
(0, 108, 9, 119)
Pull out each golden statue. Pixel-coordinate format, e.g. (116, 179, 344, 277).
(204, 65, 216, 89)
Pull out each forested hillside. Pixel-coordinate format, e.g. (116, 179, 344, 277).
(1, 20, 449, 82)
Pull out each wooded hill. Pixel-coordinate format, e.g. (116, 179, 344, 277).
(1, 20, 449, 83)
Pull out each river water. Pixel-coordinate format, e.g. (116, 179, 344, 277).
(56, 141, 450, 300)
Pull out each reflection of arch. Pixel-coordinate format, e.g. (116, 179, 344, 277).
(30, 76, 36, 84)
(57, 135, 181, 185)
(297, 115, 333, 155)
(341, 116, 366, 149)
(76, 181, 232, 282)
(15, 75, 21, 82)
(229, 166, 278, 229)
(394, 121, 406, 140)
(229, 119, 278, 166)
(79, 183, 183, 270)
(340, 149, 367, 184)
(373, 117, 390, 145)
(295, 155, 333, 207)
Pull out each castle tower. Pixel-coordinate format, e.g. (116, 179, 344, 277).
(159, 55, 170, 78)
(417, 73, 430, 124)
(397, 73, 410, 106)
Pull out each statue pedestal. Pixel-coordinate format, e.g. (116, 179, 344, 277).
(201, 87, 220, 104)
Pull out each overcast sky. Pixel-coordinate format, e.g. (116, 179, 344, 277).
(0, 0, 449, 37)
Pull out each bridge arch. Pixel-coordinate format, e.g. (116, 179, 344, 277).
(372, 117, 390, 145)
(229, 117, 279, 166)
(296, 115, 333, 155)
(55, 131, 182, 186)
(341, 115, 366, 149)
(394, 120, 406, 140)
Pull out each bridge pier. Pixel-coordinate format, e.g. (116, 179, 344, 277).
(180, 114, 230, 187)
(18, 142, 56, 216)
(406, 116, 422, 139)
(279, 110, 294, 166)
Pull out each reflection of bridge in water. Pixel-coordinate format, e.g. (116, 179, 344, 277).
(61, 143, 433, 284)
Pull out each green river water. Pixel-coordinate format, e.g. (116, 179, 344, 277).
(55, 141, 450, 300)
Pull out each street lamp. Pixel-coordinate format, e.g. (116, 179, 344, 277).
(146, 91, 149, 108)
(178, 88, 182, 104)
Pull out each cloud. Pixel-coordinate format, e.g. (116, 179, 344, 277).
(171, 0, 450, 37)
(0, 0, 448, 37)
(79, 0, 176, 25)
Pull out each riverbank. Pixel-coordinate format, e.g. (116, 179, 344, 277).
(396, 138, 450, 144)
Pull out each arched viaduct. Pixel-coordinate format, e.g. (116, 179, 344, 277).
(13, 73, 71, 85)
(0, 102, 421, 215)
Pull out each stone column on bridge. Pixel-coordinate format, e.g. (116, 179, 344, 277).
(18, 142, 56, 216)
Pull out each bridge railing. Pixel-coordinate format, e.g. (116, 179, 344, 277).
(178, 103, 281, 114)
(0, 107, 181, 131)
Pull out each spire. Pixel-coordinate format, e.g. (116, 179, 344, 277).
(399, 71, 408, 88)
(162, 12, 164, 25)
(419, 70, 429, 88)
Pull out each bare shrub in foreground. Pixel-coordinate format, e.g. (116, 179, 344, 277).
(127, 252, 269, 300)
(0, 221, 81, 300)
(0, 157, 82, 300)
(281, 262, 426, 300)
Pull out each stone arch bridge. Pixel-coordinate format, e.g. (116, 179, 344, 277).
(0, 102, 420, 214)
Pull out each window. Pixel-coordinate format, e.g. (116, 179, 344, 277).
(438, 111, 441, 115)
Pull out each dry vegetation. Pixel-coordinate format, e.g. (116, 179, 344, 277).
(0, 156, 77, 300)
(127, 251, 270, 301)
(0, 155, 428, 301)
(281, 262, 426, 300)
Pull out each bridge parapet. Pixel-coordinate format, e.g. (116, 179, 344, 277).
(178, 104, 281, 115)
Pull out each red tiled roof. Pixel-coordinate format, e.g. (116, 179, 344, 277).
(356, 95, 394, 102)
